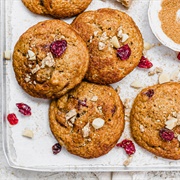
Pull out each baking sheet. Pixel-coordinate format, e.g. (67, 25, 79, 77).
(2, 0, 180, 171)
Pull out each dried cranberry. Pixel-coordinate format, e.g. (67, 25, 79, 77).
(159, 128, 174, 141)
(117, 139, 136, 155)
(7, 113, 18, 125)
(138, 56, 153, 69)
(144, 89, 154, 98)
(78, 98, 88, 110)
(52, 143, 62, 155)
(117, 44, 131, 60)
(16, 103, 31, 116)
(177, 52, 180, 60)
(50, 40, 67, 58)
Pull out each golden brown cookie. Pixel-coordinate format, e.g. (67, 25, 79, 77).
(13, 20, 89, 99)
(22, 0, 49, 15)
(49, 81, 125, 158)
(43, 0, 92, 18)
(71, 8, 143, 84)
(130, 82, 180, 160)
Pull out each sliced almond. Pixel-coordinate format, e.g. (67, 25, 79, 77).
(111, 36, 120, 48)
(123, 155, 133, 166)
(28, 50, 36, 60)
(22, 129, 34, 138)
(91, 96, 98, 102)
(92, 118, 105, 129)
(117, 0, 132, 8)
(65, 109, 77, 121)
(165, 118, 178, 130)
(159, 72, 170, 84)
(121, 33, 129, 43)
(130, 80, 143, 89)
(4, 50, 11, 60)
(82, 122, 90, 138)
(170, 69, 179, 81)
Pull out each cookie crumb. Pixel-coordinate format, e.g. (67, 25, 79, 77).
(117, 0, 132, 8)
(115, 86, 121, 94)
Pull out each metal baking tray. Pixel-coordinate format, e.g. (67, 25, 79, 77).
(2, 0, 180, 171)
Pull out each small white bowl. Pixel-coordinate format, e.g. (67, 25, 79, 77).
(148, 0, 180, 51)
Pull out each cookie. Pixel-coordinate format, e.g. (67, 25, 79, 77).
(49, 81, 125, 158)
(13, 20, 89, 99)
(71, 8, 143, 84)
(43, 0, 92, 18)
(130, 82, 180, 160)
(22, 0, 49, 15)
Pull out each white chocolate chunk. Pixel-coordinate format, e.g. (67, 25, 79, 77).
(117, 27, 123, 38)
(178, 135, 180, 142)
(165, 118, 178, 130)
(28, 50, 36, 60)
(22, 129, 34, 138)
(91, 96, 98, 102)
(111, 36, 120, 48)
(31, 64, 40, 74)
(121, 33, 129, 42)
(82, 122, 90, 138)
(4, 50, 11, 60)
(140, 124, 145, 132)
(130, 80, 143, 89)
(92, 118, 105, 129)
(144, 42, 153, 50)
(159, 72, 170, 84)
(65, 109, 77, 121)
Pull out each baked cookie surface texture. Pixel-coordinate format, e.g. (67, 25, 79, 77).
(13, 20, 89, 99)
(71, 8, 143, 84)
(130, 82, 180, 160)
(43, 0, 92, 18)
(49, 81, 125, 158)
(22, 0, 49, 15)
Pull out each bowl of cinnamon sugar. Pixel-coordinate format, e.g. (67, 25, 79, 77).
(148, 0, 180, 51)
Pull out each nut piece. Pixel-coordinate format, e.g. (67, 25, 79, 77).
(130, 80, 143, 89)
(165, 118, 178, 130)
(98, 42, 106, 50)
(123, 155, 133, 166)
(28, 50, 36, 60)
(41, 52, 55, 68)
(65, 109, 77, 121)
(82, 122, 90, 138)
(121, 33, 129, 43)
(111, 36, 120, 48)
(144, 42, 153, 50)
(117, 0, 132, 8)
(159, 72, 170, 84)
(92, 118, 105, 129)
(22, 129, 34, 138)
(4, 50, 11, 60)
(91, 96, 98, 102)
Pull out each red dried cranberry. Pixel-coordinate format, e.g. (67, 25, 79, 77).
(7, 113, 18, 125)
(117, 139, 136, 155)
(16, 103, 31, 116)
(177, 53, 180, 60)
(145, 89, 154, 98)
(52, 143, 62, 155)
(50, 40, 67, 58)
(138, 56, 153, 69)
(159, 128, 174, 141)
(78, 98, 88, 110)
(117, 44, 131, 60)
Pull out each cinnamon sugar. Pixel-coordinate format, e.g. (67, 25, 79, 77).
(159, 0, 180, 44)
